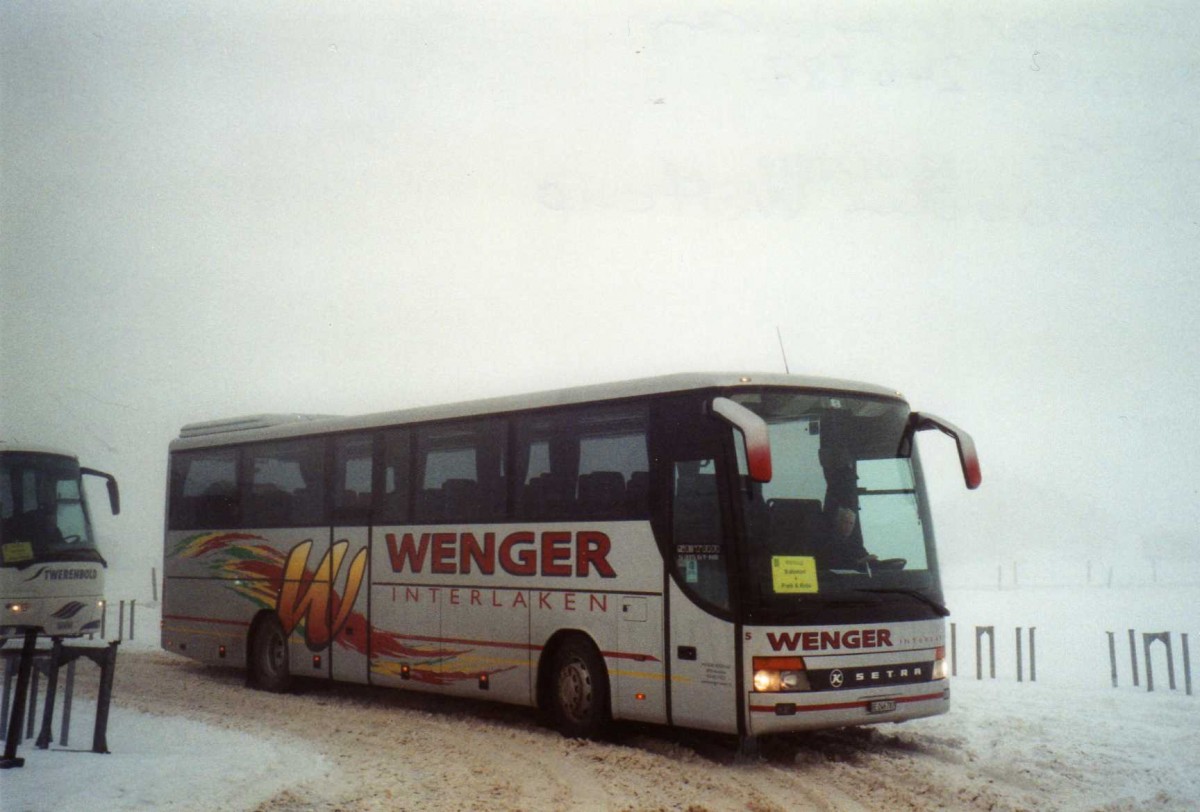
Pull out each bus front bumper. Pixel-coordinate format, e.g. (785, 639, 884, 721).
(747, 679, 950, 736)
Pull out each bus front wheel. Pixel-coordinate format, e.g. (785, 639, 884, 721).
(548, 637, 610, 739)
(250, 615, 292, 693)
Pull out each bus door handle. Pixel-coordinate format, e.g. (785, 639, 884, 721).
(677, 646, 697, 661)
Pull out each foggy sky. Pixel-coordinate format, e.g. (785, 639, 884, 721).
(3, 2, 1198, 589)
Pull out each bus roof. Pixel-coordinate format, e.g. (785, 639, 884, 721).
(0, 440, 79, 459)
(170, 372, 906, 450)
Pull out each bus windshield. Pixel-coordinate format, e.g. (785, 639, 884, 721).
(730, 391, 943, 619)
(0, 453, 103, 568)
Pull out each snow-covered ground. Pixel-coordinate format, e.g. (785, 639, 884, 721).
(4, 584, 1197, 811)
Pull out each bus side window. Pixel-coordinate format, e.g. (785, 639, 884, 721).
(377, 429, 411, 525)
(243, 439, 326, 528)
(332, 434, 374, 525)
(170, 448, 240, 530)
(512, 405, 648, 522)
(414, 419, 507, 524)
(673, 459, 729, 610)
(651, 396, 732, 612)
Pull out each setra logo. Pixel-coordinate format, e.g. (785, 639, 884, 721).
(275, 539, 367, 650)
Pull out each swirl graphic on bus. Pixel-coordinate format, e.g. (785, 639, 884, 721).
(172, 531, 515, 685)
(276, 538, 367, 650)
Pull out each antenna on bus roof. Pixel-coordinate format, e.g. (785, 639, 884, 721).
(776, 326, 791, 374)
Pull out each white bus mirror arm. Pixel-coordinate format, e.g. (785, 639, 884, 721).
(711, 397, 773, 483)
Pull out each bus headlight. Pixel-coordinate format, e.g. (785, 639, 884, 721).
(5, 602, 31, 614)
(932, 646, 948, 680)
(752, 656, 811, 692)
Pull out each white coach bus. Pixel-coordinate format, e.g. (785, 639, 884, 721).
(1, 443, 120, 639)
(162, 373, 979, 745)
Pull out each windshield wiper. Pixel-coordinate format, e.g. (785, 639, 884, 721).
(854, 588, 949, 617)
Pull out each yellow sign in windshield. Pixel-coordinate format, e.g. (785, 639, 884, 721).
(771, 555, 818, 593)
(2, 541, 34, 565)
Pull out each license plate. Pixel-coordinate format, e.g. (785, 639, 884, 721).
(868, 699, 897, 714)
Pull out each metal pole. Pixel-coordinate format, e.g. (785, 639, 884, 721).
(1165, 634, 1177, 691)
(1016, 627, 1023, 682)
(1030, 627, 1037, 682)
(130, 600, 136, 641)
(951, 623, 957, 677)
(92, 642, 119, 754)
(118, 601, 125, 643)
(100, 601, 107, 640)
(1, 654, 14, 739)
(1184, 633, 1192, 697)
(25, 663, 39, 740)
(35, 639, 63, 750)
(61, 659, 75, 746)
(1108, 632, 1118, 687)
(1144, 633, 1155, 692)
(1, 629, 38, 769)
(975, 626, 995, 680)
(1129, 629, 1139, 687)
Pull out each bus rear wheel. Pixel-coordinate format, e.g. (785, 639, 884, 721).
(549, 637, 610, 739)
(250, 615, 292, 693)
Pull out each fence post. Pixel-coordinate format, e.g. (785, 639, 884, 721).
(1183, 633, 1192, 697)
(1029, 627, 1037, 682)
(1, 629, 38, 769)
(1166, 635, 1177, 690)
(35, 639, 64, 750)
(1016, 627, 1023, 682)
(130, 600, 136, 641)
(1108, 632, 1118, 687)
(975, 626, 995, 680)
(1129, 629, 1139, 687)
(92, 643, 119, 755)
(0, 655, 13, 739)
(950, 623, 957, 677)
(117, 601, 125, 643)
(100, 601, 107, 640)
(1143, 632, 1174, 692)
(152, 567, 159, 602)
(61, 659, 76, 746)
(25, 665, 39, 740)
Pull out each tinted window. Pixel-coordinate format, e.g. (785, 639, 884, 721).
(169, 448, 240, 529)
(514, 404, 649, 521)
(414, 419, 507, 523)
(378, 429, 412, 524)
(244, 439, 325, 527)
(651, 396, 731, 612)
(332, 434, 374, 525)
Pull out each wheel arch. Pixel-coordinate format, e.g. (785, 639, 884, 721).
(535, 628, 610, 714)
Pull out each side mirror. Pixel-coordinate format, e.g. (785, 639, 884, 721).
(81, 467, 121, 515)
(712, 397, 773, 483)
(909, 413, 981, 490)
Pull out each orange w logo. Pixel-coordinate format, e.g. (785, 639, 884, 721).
(276, 539, 367, 650)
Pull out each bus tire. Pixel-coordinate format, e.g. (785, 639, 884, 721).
(548, 636, 610, 739)
(249, 614, 292, 693)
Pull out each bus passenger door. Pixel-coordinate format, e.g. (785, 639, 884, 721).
(655, 400, 741, 735)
